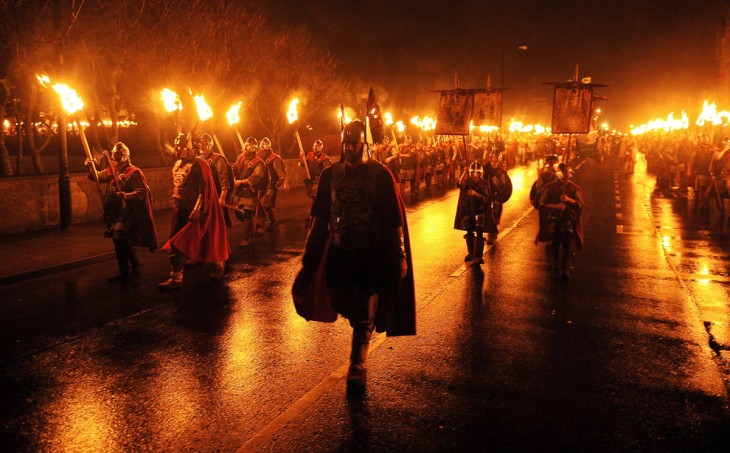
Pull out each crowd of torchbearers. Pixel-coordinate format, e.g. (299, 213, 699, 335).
(84, 120, 589, 390)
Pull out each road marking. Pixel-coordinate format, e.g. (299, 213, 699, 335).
(238, 333, 389, 452)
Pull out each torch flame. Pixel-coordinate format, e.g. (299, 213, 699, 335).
(36, 73, 50, 88)
(194, 95, 213, 122)
(161, 88, 182, 112)
(287, 98, 300, 124)
(395, 121, 405, 133)
(696, 100, 730, 127)
(384, 112, 393, 126)
(52, 83, 84, 115)
(227, 101, 242, 126)
(337, 107, 354, 125)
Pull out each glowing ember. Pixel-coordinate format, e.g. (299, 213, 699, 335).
(193, 95, 213, 122)
(52, 84, 84, 114)
(161, 88, 182, 112)
(287, 98, 300, 124)
(227, 101, 242, 126)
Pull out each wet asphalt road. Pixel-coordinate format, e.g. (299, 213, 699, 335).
(1, 156, 729, 451)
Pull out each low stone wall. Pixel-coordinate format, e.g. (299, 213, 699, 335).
(0, 158, 307, 236)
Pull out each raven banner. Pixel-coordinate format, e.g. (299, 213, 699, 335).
(551, 85, 594, 134)
(473, 91, 503, 128)
(435, 91, 474, 136)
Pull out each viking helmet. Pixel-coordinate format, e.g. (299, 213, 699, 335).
(112, 142, 130, 163)
(469, 161, 483, 177)
(193, 133, 214, 154)
(341, 119, 367, 164)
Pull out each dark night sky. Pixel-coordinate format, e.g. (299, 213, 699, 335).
(265, 0, 729, 130)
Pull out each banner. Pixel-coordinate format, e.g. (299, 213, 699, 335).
(551, 86, 593, 134)
(473, 91, 503, 127)
(435, 91, 474, 135)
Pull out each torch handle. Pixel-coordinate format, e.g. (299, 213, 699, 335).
(295, 129, 311, 180)
(102, 151, 123, 193)
(235, 130, 246, 151)
(79, 125, 105, 203)
(391, 130, 400, 153)
(212, 133, 225, 156)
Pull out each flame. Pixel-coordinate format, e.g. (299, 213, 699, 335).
(337, 106, 354, 125)
(695, 100, 730, 127)
(631, 111, 688, 135)
(395, 121, 405, 132)
(52, 84, 84, 114)
(161, 88, 182, 112)
(193, 95, 213, 122)
(410, 116, 421, 128)
(226, 101, 242, 126)
(479, 125, 499, 133)
(384, 112, 393, 126)
(36, 73, 50, 88)
(287, 98, 299, 124)
(421, 116, 436, 131)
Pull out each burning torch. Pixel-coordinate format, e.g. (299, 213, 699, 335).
(161, 88, 182, 134)
(37, 74, 102, 228)
(227, 101, 246, 152)
(288, 98, 311, 180)
(193, 93, 225, 155)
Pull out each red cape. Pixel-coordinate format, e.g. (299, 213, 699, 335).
(163, 159, 231, 262)
(123, 165, 158, 251)
(292, 161, 416, 337)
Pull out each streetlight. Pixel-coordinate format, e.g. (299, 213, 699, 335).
(500, 44, 528, 88)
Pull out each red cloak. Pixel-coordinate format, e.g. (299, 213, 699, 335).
(163, 159, 231, 262)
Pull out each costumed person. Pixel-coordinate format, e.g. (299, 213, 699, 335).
(85, 141, 157, 282)
(197, 133, 234, 230)
(483, 149, 511, 245)
(292, 119, 416, 391)
(398, 135, 419, 195)
(232, 137, 268, 248)
(258, 137, 289, 231)
(535, 163, 584, 279)
(302, 139, 332, 219)
(530, 154, 560, 209)
(158, 134, 230, 289)
(454, 161, 496, 265)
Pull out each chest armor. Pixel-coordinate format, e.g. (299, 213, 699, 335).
(330, 167, 378, 251)
(172, 161, 194, 199)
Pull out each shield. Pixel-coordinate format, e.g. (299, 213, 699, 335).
(500, 174, 513, 203)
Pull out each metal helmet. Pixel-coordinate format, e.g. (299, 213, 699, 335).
(174, 133, 187, 148)
(193, 133, 214, 153)
(260, 137, 272, 150)
(313, 139, 323, 151)
(405, 135, 413, 144)
(545, 154, 559, 165)
(112, 142, 130, 162)
(341, 119, 367, 164)
(469, 161, 483, 177)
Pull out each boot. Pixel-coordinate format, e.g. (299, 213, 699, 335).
(158, 265, 183, 290)
(474, 236, 485, 264)
(486, 232, 498, 246)
(464, 233, 475, 262)
(346, 296, 377, 390)
(110, 238, 131, 282)
(549, 243, 560, 271)
(239, 219, 253, 247)
(210, 261, 225, 281)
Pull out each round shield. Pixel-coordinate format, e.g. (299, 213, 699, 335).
(500, 174, 513, 203)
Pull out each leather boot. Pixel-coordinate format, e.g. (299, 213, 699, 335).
(158, 265, 183, 290)
(110, 238, 131, 282)
(474, 236, 485, 264)
(347, 295, 377, 390)
(464, 233, 475, 262)
(239, 219, 253, 247)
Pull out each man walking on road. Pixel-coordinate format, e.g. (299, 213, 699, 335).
(293, 119, 416, 391)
